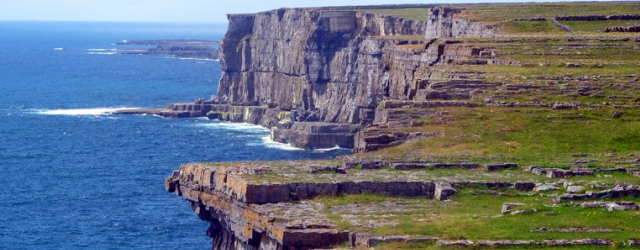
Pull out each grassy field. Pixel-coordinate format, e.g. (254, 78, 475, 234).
(372, 106, 640, 166)
(463, 2, 640, 22)
(315, 187, 640, 246)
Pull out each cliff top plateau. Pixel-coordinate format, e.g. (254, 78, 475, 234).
(163, 2, 640, 249)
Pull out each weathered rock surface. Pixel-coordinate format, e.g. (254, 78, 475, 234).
(271, 122, 359, 149)
(119, 5, 503, 152)
(425, 7, 497, 38)
(166, 161, 540, 249)
(165, 162, 441, 249)
(210, 6, 499, 151)
(218, 8, 428, 124)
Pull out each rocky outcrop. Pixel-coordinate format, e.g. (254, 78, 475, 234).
(218, 8, 428, 124)
(211, 6, 499, 150)
(165, 162, 440, 249)
(425, 7, 497, 38)
(271, 122, 359, 149)
(166, 161, 539, 249)
(119, 6, 500, 150)
(168, 159, 640, 248)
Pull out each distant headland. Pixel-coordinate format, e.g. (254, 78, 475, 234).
(114, 39, 218, 60)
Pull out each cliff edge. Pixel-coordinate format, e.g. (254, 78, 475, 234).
(130, 6, 495, 149)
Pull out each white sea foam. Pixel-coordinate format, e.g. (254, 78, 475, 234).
(196, 122, 303, 150)
(313, 145, 345, 152)
(86, 52, 118, 55)
(259, 135, 303, 151)
(195, 122, 270, 132)
(87, 48, 108, 51)
(34, 107, 137, 116)
(194, 122, 350, 151)
(176, 57, 219, 61)
(53, 48, 63, 51)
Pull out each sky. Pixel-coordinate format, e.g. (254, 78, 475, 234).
(0, 0, 624, 23)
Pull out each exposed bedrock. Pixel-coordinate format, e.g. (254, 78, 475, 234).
(425, 7, 497, 38)
(208, 7, 496, 150)
(117, 7, 497, 150)
(218, 8, 429, 124)
(117, 7, 497, 151)
(165, 162, 530, 249)
(271, 122, 359, 149)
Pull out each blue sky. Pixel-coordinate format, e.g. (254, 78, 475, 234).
(0, 0, 623, 23)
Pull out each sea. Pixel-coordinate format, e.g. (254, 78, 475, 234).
(0, 21, 351, 249)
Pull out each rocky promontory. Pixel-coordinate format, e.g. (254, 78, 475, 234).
(115, 39, 219, 60)
(121, 5, 497, 149)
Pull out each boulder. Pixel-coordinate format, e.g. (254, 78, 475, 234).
(434, 182, 457, 200)
(567, 185, 585, 193)
(502, 203, 526, 214)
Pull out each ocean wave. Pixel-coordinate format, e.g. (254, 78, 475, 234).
(313, 145, 346, 152)
(33, 107, 138, 116)
(171, 57, 219, 61)
(86, 52, 118, 55)
(257, 135, 303, 151)
(87, 48, 111, 51)
(194, 122, 270, 133)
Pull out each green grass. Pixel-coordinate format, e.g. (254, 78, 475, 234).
(316, 190, 640, 246)
(375, 243, 620, 250)
(371, 106, 640, 167)
(503, 20, 562, 33)
(463, 2, 640, 22)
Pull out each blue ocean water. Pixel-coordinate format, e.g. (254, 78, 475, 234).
(0, 22, 351, 249)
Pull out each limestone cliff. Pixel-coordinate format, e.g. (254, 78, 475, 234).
(202, 7, 494, 149)
(117, 7, 497, 150)
(165, 161, 530, 249)
(425, 7, 496, 38)
(218, 8, 428, 124)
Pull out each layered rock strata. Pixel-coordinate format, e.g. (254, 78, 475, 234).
(211, 6, 495, 149)
(166, 159, 640, 248)
(165, 161, 535, 249)
(118, 6, 498, 150)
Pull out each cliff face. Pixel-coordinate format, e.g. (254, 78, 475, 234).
(121, 7, 496, 149)
(425, 7, 496, 38)
(218, 9, 428, 125)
